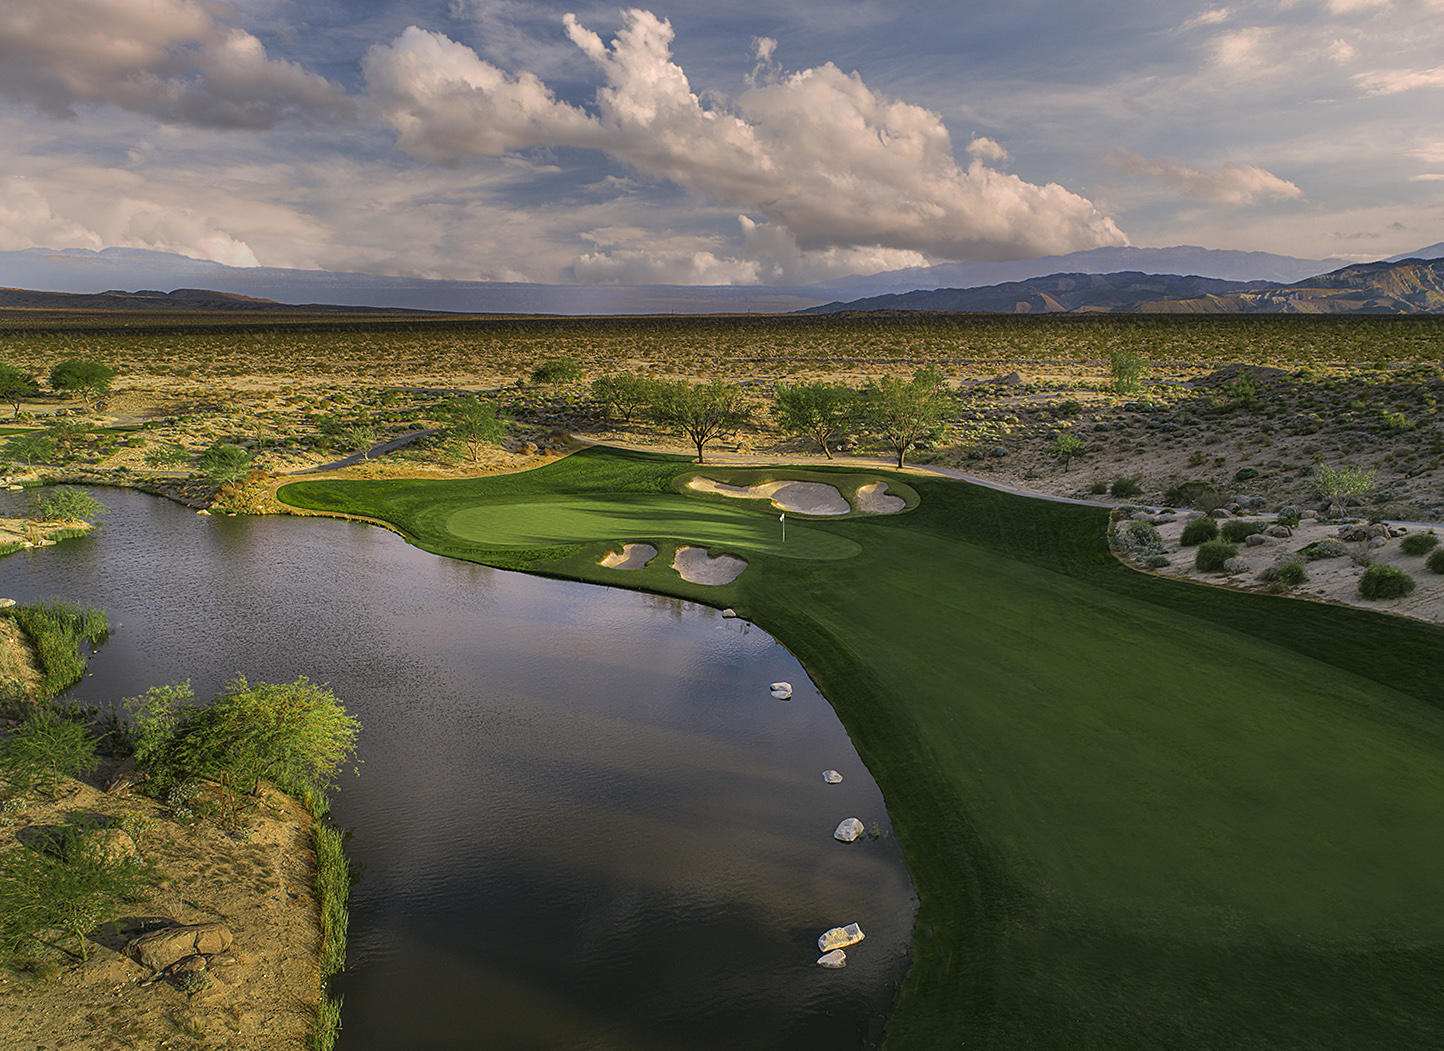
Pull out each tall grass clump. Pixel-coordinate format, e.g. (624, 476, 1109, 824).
(313, 823, 351, 1051)
(1180, 517, 1219, 546)
(1399, 531, 1438, 557)
(1220, 520, 1265, 542)
(312, 993, 344, 1051)
(1358, 563, 1416, 600)
(1194, 539, 1238, 572)
(8, 601, 110, 700)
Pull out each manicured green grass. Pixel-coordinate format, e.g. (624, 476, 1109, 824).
(279, 447, 1444, 1049)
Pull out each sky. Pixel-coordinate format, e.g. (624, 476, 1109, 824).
(1, 0, 1442, 285)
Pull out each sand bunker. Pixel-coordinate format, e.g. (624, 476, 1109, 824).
(854, 482, 906, 514)
(672, 545, 747, 585)
(688, 477, 851, 516)
(598, 542, 657, 570)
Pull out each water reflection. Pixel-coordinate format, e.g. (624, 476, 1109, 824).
(0, 488, 915, 1049)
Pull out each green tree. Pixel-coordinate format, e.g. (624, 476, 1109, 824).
(44, 419, 93, 458)
(0, 364, 39, 417)
(4, 432, 55, 467)
(0, 827, 150, 963)
(437, 396, 505, 463)
(591, 374, 656, 424)
(47, 359, 115, 409)
(860, 368, 947, 469)
(773, 382, 856, 459)
(30, 486, 106, 524)
(1047, 431, 1086, 471)
(341, 424, 378, 459)
(649, 379, 750, 464)
(1316, 463, 1376, 515)
(1109, 349, 1146, 396)
(0, 706, 99, 799)
(173, 676, 359, 829)
(122, 681, 197, 794)
(198, 442, 252, 484)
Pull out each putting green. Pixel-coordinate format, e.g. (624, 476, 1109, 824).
(444, 493, 861, 559)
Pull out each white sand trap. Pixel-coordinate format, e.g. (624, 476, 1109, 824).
(688, 477, 850, 516)
(598, 542, 657, 570)
(854, 482, 906, 515)
(672, 545, 747, 585)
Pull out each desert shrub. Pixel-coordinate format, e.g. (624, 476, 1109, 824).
(1110, 476, 1142, 498)
(1426, 548, 1444, 574)
(530, 357, 581, 384)
(1127, 521, 1162, 545)
(1358, 563, 1416, 600)
(1194, 539, 1238, 572)
(1260, 561, 1308, 586)
(1299, 538, 1348, 560)
(1163, 479, 1222, 508)
(1089, 480, 1107, 494)
(1399, 531, 1439, 557)
(1053, 399, 1083, 417)
(1220, 520, 1265, 542)
(1180, 517, 1219, 545)
(0, 706, 98, 798)
(0, 826, 150, 964)
(1144, 554, 1170, 568)
(198, 442, 252, 484)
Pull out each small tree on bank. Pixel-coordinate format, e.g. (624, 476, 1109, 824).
(861, 368, 947, 469)
(650, 380, 750, 464)
(0, 364, 39, 417)
(1316, 463, 1376, 515)
(773, 382, 856, 459)
(1047, 431, 1086, 471)
(4, 432, 55, 468)
(30, 486, 106, 524)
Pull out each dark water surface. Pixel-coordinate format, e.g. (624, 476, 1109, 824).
(0, 490, 916, 1049)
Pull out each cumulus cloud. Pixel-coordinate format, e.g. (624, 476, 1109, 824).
(966, 137, 1010, 163)
(364, 9, 1125, 263)
(0, 0, 351, 128)
(1108, 149, 1304, 205)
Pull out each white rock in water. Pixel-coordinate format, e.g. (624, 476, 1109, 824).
(833, 817, 865, 842)
(816, 949, 847, 968)
(822, 770, 843, 784)
(721, 608, 738, 619)
(770, 681, 793, 699)
(0, 598, 14, 609)
(818, 923, 866, 953)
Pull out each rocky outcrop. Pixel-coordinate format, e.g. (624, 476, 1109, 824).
(833, 818, 865, 843)
(127, 923, 234, 972)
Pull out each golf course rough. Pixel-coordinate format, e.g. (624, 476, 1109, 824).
(278, 447, 1444, 1050)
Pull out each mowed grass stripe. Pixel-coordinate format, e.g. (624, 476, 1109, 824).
(278, 447, 1444, 1049)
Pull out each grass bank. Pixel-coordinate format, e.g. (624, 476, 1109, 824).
(279, 446, 1444, 1049)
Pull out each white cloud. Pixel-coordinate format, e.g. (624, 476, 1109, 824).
(1327, 37, 1357, 62)
(0, 0, 350, 128)
(1353, 65, 1444, 95)
(1180, 7, 1232, 30)
(364, 9, 1126, 263)
(966, 137, 1010, 163)
(1212, 27, 1273, 69)
(1410, 173, 1444, 182)
(1109, 150, 1305, 205)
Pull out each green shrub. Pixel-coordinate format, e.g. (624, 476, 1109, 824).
(29, 487, 106, 524)
(1194, 539, 1238, 572)
(1426, 547, 1444, 574)
(1110, 476, 1142, 498)
(1220, 520, 1265, 542)
(1180, 517, 1219, 545)
(1260, 561, 1308, 586)
(0, 706, 98, 797)
(1358, 563, 1416, 600)
(530, 357, 581, 384)
(1299, 538, 1348, 560)
(1163, 479, 1222, 508)
(1399, 531, 1439, 557)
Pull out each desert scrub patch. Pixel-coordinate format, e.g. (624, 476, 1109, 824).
(1358, 563, 1416, 600)
(1426, 548, 1444, 574)
(1260, 561, 1308, 586)
(1220, 520, 1265, 542)
(1194, 539, 1238, 572)
(1180, 517, 1219, 546)
(1110, 476, 1142, 498)
(1399, 531, 1439, 557)
(1299, 538, 1348, 561)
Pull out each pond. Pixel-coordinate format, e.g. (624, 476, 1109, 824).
(0, 489, 916, 1049)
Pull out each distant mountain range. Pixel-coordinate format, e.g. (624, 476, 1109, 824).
(0, 286, 436, 313)
(803, 256, 1444, 316)
(0, 243, 1377, 316)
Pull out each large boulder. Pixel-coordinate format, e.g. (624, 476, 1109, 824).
(769, 682, 793, 700)
(816, 950, 847, 968)
(821, 770, 844, 784)
(833, 818, 865, 843)
(127, 923, 234, 972)
(818, 923, 866, 952)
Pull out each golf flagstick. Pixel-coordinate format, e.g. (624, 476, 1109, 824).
(779, 512, 785, 543)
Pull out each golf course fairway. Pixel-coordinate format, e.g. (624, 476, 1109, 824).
(279, 447, 1444, 1049)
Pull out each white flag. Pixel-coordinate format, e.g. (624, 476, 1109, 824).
(779, 513, 785, 521)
